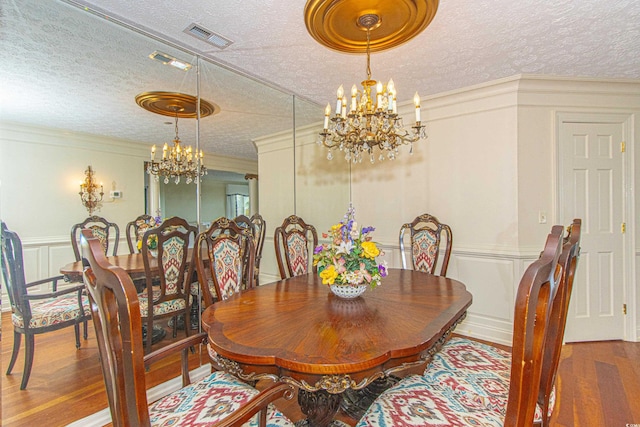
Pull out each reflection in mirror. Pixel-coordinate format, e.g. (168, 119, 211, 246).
(1, 0, 351, 423)
(0, 0, 344, 402)
(154, 170, 249, 227)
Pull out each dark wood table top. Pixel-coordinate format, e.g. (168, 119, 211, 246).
(202, 268, 472, 394)
(60, 252, 159, 276)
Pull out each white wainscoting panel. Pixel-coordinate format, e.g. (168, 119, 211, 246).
(452, 253, 516, 345)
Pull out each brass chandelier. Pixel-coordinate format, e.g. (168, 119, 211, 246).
(305, 0, 438, 163)
(148, 112, 206, 184)
(136, 92, 218, 184)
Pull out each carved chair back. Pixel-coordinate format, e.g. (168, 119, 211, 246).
(195, 217, 255, 308)
(140, 216, 196, 350)
(71, 215, 119, 261)
(537, 219, 581, 426)
(503, 225, 564, 425)
(399, 213, 452, 276)
(81, 229, 150, 425)
(274, 215, 318, 279)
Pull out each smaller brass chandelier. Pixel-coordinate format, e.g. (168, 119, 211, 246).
(79, 165, 104, 215)
(136, 91, 218, 185)
(318, 14, 426, 163)
(147, 112, 206, 184)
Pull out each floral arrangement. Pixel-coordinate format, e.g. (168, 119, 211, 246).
(137, 233, 158, 251)
(136, 216, 162, 251)
(313, 207, 387, 289)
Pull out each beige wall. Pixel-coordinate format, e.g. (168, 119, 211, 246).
(255, 74, 640, 344)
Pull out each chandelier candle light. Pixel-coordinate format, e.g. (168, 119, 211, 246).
(318, 14, 427, 163)
(147, 112, 207, 185)
(79, 165, 104, 215)
(136, 92, 219, 185)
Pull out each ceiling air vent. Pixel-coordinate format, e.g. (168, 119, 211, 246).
(184, 24, 234, 49)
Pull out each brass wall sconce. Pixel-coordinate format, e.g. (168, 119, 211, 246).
(79, 165, 104, 215)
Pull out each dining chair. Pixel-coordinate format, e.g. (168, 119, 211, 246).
(71, 215, 119, 262)
(1, 221, 90, 390)
(399, 213, 452, 276)
(140, 216, 196, 352)
(80, 229, 295, 427)
(125, 214, 159, 254)
(410, 220, 581, 426)
(194, 217, 256, 309)
(356, 225, 565, 427)
(274, 215, 318, 279)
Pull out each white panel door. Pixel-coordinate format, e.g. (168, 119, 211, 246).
(560, 121, 625, 342)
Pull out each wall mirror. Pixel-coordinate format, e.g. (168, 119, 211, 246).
(0, 0, 340, 357)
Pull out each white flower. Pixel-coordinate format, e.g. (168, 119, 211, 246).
(336, 240, 353, 255)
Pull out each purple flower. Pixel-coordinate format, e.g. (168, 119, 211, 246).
(378, 264, 387, 277)
(314, 245, 324, 254)
(362, 226, 375, 234)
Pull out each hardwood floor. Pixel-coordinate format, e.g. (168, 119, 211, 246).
(2, 311, 639, 426)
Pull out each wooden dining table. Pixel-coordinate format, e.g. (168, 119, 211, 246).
(60, 252, 159, 280)
(202, 268, 472, 426)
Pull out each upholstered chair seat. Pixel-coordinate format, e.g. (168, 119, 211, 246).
(356, 374, 505, 426)
(11, 294, 90, 330)
(137, 290, 189, 317)
(148, 370, 294, 427)
(422, 337, 555, 423)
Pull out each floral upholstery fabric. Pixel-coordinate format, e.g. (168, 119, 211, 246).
(12, 294, 91, 329)
(357, 337, 555, 426)
(412, 229, 437, 273)
(138, 289, 188, 317)
(161, 236, 185, 295)
(286, 232, 309, 276)
(149, 370, 294, 427)
(212, 239, 242, 299)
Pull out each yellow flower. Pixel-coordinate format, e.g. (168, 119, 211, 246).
(361, 241, 380, 259)
(319, 265, 338, 285)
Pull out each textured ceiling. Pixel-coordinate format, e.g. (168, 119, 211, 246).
(1, 0, 639, 160)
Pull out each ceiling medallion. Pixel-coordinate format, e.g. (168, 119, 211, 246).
(305, 1, 437, 163)
(136, 92, 220, 184)
(304, 0, 439, 53)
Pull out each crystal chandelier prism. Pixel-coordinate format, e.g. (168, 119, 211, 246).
(317, 14, 427, 164)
